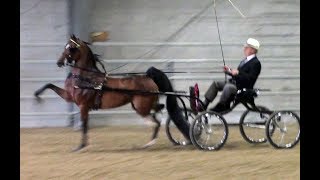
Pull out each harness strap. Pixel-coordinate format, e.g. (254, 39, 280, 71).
(70, 73, 107, 110)
(92, 78, 107, 110)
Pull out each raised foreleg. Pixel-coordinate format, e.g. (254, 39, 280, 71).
(34, 83, 72, 102)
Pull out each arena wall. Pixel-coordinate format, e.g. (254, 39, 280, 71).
(20, 0, 300, 127)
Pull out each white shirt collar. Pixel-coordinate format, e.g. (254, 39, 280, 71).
(246, 54, 256, 62)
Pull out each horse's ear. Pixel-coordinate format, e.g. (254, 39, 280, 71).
(71, 34, 76, 39)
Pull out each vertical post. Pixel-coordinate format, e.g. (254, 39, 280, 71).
(67, 0, 91, 128)
(69, 0, 91, 42)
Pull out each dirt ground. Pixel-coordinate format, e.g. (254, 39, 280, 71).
(20, 125, 300, 180)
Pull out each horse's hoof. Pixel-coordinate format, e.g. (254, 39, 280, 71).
(34, 96, 43, 103)
(141, 139, 157, 149)
(34, 90, 41, 97)
(34, 91, 44, 102)
(71, 144, 86, 152)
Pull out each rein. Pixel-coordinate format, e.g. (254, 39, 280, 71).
(77, 85, 188, 96)
(66, 63, 223, 76)
(66, 62, 106, 75)
(69, 72, 188, 94)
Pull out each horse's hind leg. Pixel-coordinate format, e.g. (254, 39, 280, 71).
(34, 83, 72, 102)
(141, 114, 161, 148)
(150, 114, 161, 140)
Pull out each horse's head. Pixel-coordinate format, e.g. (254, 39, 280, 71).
(57, 34, 106, 74)
(57, 34, 89, 67)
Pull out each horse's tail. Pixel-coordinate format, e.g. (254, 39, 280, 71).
(146, 66, 190, 140)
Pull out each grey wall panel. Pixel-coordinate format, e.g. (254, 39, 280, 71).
(21, 0, 300, 127)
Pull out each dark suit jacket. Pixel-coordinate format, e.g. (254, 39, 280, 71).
(230, 56, 261, 89)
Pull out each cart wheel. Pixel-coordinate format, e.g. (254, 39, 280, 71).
(165, 108, 195, 146)
(265, 110, 300, 149)
(189, 111, 228, 151)
(239, 106, 273, 144)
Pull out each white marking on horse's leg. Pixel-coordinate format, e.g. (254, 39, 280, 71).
(143, 115, 158, 127)
(141, 139, 157, 149)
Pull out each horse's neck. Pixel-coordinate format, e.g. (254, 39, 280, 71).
(72, 58, 99, 76)
(71, 68, 81, 75)
(77, 57, 94, 69)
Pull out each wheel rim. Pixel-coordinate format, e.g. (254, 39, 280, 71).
(267, 111, 300, 148)
(167, 118, 190, 145)
(240, 107, 271, 143)
(192, 112, 228, 150)
(166, 109, 195, 145)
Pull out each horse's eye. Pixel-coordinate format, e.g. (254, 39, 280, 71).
(69, 47, 78, 53)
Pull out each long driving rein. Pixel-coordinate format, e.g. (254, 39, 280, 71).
(66, 62, 223, 76)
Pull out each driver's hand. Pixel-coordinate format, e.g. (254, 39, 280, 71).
(223, 66, 239, 76)
(223, 65, 231, 73)
(230, 69, 239, 76)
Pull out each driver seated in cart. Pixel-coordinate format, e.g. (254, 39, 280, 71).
(201, 38, 262, 112)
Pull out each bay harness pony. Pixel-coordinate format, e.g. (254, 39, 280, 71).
(34, 34, 190, 151)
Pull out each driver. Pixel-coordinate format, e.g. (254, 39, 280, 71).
(202, 38, 262, 112)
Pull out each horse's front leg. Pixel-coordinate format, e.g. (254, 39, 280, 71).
(72, 105, 89, 152)
(34, 83, 72, 102)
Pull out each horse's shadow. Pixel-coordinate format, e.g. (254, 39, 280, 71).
(75, 140, 271, 153)
(78, 144, 197, 153)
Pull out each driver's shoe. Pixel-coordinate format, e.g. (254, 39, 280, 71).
(209, 102, 230, 113)
(201, 98, 210, 111)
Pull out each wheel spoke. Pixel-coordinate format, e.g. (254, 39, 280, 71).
(189, 111, 228, 151)
(266, 111, 300, 149)
(239, 106, 271, 144)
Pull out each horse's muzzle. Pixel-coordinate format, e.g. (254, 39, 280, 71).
(57, 61, 64, 67)
(67, 57, 74, 64)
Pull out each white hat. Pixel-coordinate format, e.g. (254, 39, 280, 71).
(245, 38, 260, 50)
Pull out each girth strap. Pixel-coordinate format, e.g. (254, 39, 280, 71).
(92, 89, 103, 110)
(69, 72, 107, 110)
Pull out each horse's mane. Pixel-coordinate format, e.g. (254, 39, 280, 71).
(84, 42, 107, 74)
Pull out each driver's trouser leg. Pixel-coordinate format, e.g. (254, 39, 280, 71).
(219, 83, 237, 105)
(203, 81, 226, 108)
